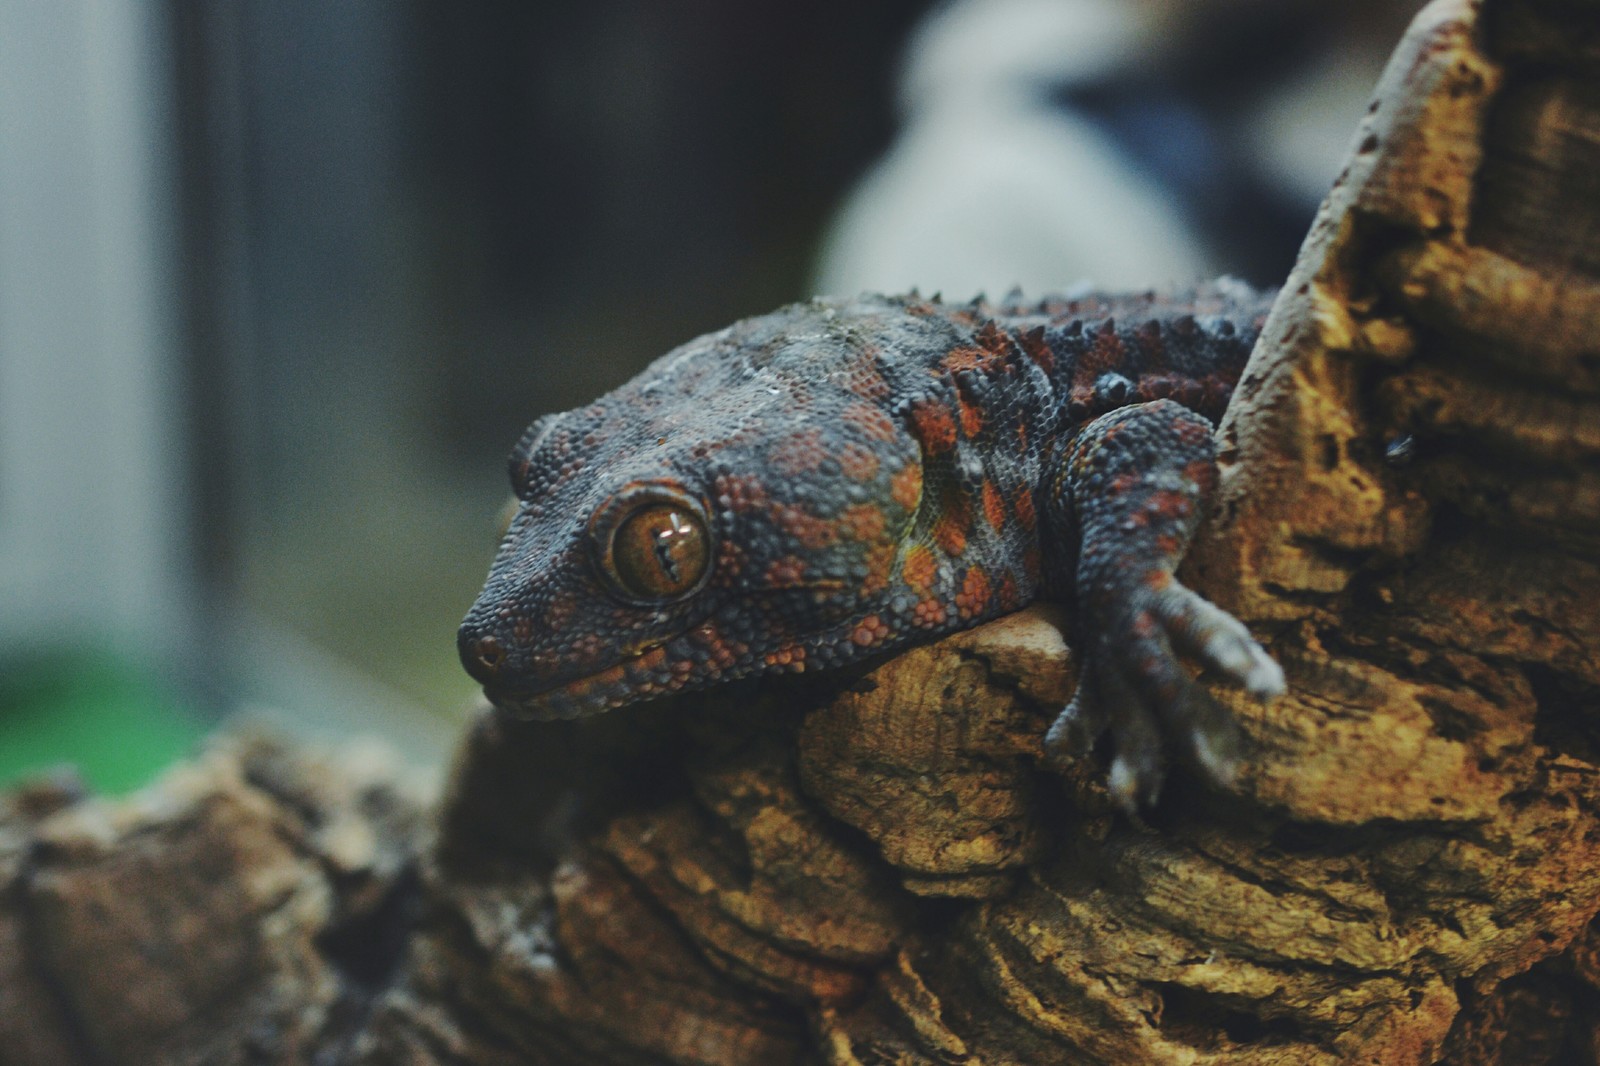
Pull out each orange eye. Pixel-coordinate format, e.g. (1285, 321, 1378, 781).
(611, 504, 710, 600)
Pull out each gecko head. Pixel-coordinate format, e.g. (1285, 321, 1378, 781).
(457, 299, 928, 720)
(457, 457, 723, 719)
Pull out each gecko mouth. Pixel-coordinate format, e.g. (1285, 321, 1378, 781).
(483, 644, 682, 721)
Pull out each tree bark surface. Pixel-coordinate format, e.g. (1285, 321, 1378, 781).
(5, 1, 1600, 1062)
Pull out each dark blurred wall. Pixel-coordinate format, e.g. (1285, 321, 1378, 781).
(407, 0, 935, 462)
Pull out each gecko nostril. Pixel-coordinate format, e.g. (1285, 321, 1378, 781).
(471, 636, 506, 674)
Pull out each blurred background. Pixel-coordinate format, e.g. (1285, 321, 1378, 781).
(0, 0, 1421, 791)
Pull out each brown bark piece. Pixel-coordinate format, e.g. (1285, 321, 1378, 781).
(796, 606, 1075, 899)
(0, 738, 427, 1066)
(5, 0, 1600, 1062)
(0, 775, 92, 1065)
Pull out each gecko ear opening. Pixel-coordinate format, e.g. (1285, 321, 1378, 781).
(590, 482, 715, 604)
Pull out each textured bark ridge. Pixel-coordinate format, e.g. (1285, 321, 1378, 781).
(4, 0, 1600, 1062)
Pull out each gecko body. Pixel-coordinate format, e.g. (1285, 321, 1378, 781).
(459, 282, 1284, 807)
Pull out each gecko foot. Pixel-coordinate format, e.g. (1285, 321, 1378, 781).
(1043, 579, 1284, 812)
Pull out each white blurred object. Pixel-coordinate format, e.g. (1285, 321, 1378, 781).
(0, 1, 190, 659)
(815, 0, 1409, 301)
(815, 0, 1214, 300)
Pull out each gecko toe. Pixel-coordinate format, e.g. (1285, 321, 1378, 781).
(1174, 685, 1244, 787)
(1151, 583, 1285, 701)
(1101, 660, 1165, 812)
(1044, 675, 1109, 764)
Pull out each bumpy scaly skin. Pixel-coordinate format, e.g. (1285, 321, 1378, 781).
(459, 281, 1285, 809)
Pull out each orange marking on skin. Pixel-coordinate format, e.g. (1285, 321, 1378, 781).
(590, 662, 628, 689)
(975, 320, 1014, 357)
(890, 464, 923, 511)
(955, 566, 991, 620)
(545, 591, 578, 630)
(623, 645, 669, 675)
(940, 346, 989, 373)
(1013, 488, 1036, 532)
(714, 473, 770, 514)
(846, 371, 891, 401)
(1110, 471, 1141, 494)
(1021, 545, 1043, 582)
(1083, 321, 1126, 380)
(995, 573, 1020, 611)
(1204, 377, 1234, 412)
(1183, 457, 1217, 492)
(934, 486, 966, 557)
(843, 402, 898, 442)
(908, 400, 958, 455)
(838, 441, 880, 482)
(770, 427, 827, 476)
(933, 509, 968, 556)
(571, 632, 605, 662)
(774, 503, 836, 549)
(764, 555, 807, 587)
(764, 643, 807, 670)
(1019, 325, 1053, 374)
(1147, 489, 1193, 521)
(912, 596, 947, 628)
(953, 373, 987, 438)
(1138, 375, 1177, 402)
(957, 396, 984, 437)
(838, 503, 887, 543)
(692, 622, 741, 671)
(982, 480, 1006, 532)
(862, 543, 896, 594)
(850, 614, 890, 647)
(712, 540, 747, 589)
(1144, 569, 1174, 589)
(843, 347, 891, 399)
(902, 545, 938, 593)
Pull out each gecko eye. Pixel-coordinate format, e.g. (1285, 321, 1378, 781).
(595, 489, 713, 602)
(612, 505, 709, 599)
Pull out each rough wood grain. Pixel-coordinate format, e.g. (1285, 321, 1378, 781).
(4, 0, 1600, 1061)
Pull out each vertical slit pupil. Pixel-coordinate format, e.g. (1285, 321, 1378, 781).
(653, 512, 692, 581)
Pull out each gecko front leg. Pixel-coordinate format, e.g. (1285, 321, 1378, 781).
(1043, 398, 1285, 811)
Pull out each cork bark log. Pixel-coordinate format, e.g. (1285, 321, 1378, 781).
(6, 0, 1600, 1062)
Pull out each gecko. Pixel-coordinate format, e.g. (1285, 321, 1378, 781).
(458, 281, 1285, 810)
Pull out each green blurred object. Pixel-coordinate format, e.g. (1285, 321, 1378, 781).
(0, 652, 205, 794)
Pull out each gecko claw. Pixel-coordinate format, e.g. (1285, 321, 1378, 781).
(1107, 754, 1155, 813)
(1044, 680, 1108, 759)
